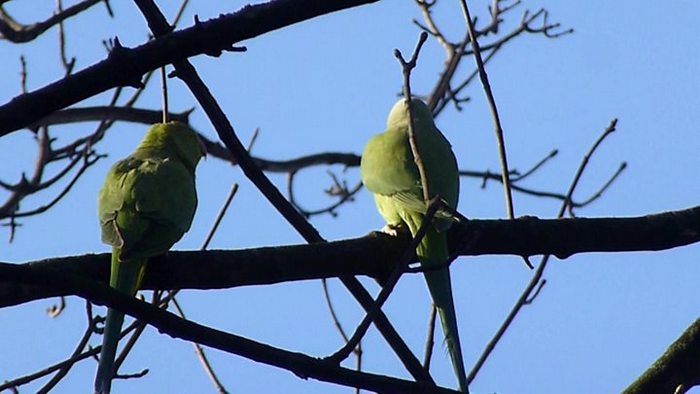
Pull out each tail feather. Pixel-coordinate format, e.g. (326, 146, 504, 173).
(95, 308, 124, 394)
(432, 280, 468, 393)
(94, 250, 146, 394)
(410, 215, 468, 393)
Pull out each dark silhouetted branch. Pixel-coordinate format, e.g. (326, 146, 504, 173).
(0, 0, 106, 43)
(3, 263, 458, 394)
(0, 0, 380, 136)
(623, 318, 700, 394)
(2, 205, 699, 308)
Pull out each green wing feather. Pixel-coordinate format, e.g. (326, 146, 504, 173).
(94, 122, 203, 394)
(361, 99, 467, 392)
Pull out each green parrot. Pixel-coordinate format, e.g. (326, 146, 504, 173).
(94, 121, 204, 394)
(360, 98, 467, 392)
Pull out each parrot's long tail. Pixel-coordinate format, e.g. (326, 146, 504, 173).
(414, 223, 468, 393)
(95, 304, 124, 394)
(94, 250, 146, 394)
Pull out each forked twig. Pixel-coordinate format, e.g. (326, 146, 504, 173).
(467, 118, 621, 383)
(394, 31, 431, 203)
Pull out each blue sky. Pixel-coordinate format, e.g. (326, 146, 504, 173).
(1, 1, 699, 393)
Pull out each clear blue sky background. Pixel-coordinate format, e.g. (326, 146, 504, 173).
(1, 1, 699, 393)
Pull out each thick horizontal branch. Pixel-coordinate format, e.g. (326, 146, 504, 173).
(0, 235, 397, 308)
(2, 205, 698, 308)
(623, 318, 700, 394)
(2, 263, 457, 394)
(0, 0, 379, 136)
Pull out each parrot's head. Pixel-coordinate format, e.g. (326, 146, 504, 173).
(140, 121, 205, 171)
(386, 98, 433, 130)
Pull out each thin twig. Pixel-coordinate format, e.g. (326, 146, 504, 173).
(575, 161, 626, 209)
(458, 0, 514, 219)
(320, 277, 364, 389)
(435, 45, 500, 114)
(0, 0, 104, 43)
(322, 279, 350, 342)
(460, 166, 621, 208)
(511, 150, 558, 181)
(160, 67, 169, 123)
(394, 31, 431, 202)
(19, 55, 27, 93)
(459, 0, 533, 269)
(427, 0, 573, 115)
(172, 296, 229, 393)
(292, 177, 362, 218)
(414, 0, 451, 52)
(56, 0, 76, 75)
(111, 293, 164, 380)
(36, 317, 94, 393)
(561, 119, 618, 216)
(423, 304, 437, 370)
(354, 340, 363, 394)
(5, 150, 103, 218)
(203, 184, 239, 250)
(0, 318, 142, 391)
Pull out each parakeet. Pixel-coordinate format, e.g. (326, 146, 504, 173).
(360, 98, 467, 392)
(94, 121, 204, 394)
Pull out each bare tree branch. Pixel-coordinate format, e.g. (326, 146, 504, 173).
(623, 318, 700, 394)
(3, 263, 459, 394)
(0, 0, 381, 136)
(0, 0, 107, 43)
(2, 205, 699, 308)
(459, 0, 515, 219)
(468, 118, 619, 382)
(29, 106, 192, 128)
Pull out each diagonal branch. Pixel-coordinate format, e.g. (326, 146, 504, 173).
(132, 0, 431, 384)
(622, 318, 700, 394)
(0, 0, 106, 43)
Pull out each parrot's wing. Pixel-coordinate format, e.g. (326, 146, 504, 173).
(98, 156, 196, 261)
(121, 157, 196, 260)
(361, 130, 421, 197)
(98, 157, 142, 249)
(361, 130, 457, 228)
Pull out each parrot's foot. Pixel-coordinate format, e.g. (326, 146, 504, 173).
(381, 224, 402, 237)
